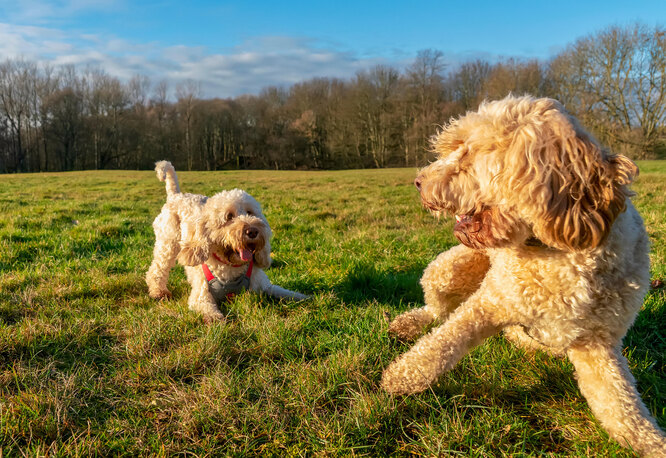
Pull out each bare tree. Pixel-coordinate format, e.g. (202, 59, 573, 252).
(447, 59, 491, 111)
(34, 64, 59, 171)
(150, 80, 171, 161)
(549, 23, 666, 158)
(482, 58, 545, 101)
(45, 66, 85, 170)
(286, 78, 333, 168)
(176, 80, 201, 170)
(0, 59, 37, 171)
(84, 69, 131, 168)
(128, 74, 150, 109)
(0, 25, 663, 172)
(354, 65, 401, 168)
(404, 50, 445, 165)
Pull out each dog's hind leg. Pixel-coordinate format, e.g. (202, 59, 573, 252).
(388, 244, 490, 341)
(146, 211, 180, 299)
(250, 269, 309, 301)
(567, 343, 666, 456)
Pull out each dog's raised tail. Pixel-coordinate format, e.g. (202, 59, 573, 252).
(155, 161, 180, 196)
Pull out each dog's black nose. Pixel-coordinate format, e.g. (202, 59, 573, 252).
(245, 227, 258, 239)
(414, 177, 422, 190)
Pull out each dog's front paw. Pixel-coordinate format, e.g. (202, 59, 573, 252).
(189, 301, 226, 323)
(388, 308, 434, 341)
(149, 288, 172, 300)
(202, 312, 227, 324)
(381, 353, 440, 395)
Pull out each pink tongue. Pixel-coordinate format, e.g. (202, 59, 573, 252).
(239, 248, 253, 262)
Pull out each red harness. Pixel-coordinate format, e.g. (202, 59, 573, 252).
(202, 255, 254, 302)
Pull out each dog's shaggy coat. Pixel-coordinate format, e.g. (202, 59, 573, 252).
(146, 161, 307, 320)
(382, 95, 665, 456)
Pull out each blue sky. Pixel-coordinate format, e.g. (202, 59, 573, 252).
(0, 0, 664, 98)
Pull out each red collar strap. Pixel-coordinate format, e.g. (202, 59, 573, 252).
(202, 258, 253, 282)
(212, 252, 244, 267)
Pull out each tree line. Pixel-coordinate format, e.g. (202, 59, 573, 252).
(0, 23, 664, 173)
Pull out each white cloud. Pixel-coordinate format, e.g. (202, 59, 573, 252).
(0, 17, 503, 99)
(0, 22, 393, 97)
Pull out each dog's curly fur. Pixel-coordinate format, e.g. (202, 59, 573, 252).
(146, 161, 307, 320)
(382, 95, 665, 456)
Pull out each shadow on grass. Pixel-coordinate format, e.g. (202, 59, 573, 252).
(625, 289, 666, 368)
(0, 276, 38, 325)
(0, 233, 41, 271)
(56, 275, 150, 303)
(417, 359, 586, 454)
(0, 303, 30, 326)
(623, 289, 666, 426)
(336, 261, 425, 307)
(69, 233, 134, 259)
(0, 325, 125, 450)
(3, 245, 40, 268)
(267, 258, 286, 269)
(1, 326, 115, 366)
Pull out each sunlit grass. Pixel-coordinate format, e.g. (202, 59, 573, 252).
(1, 164, 664, 456)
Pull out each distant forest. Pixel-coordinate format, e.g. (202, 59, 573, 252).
(0, 23, 664, 173)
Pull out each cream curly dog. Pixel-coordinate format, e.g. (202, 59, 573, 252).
(146, 161, 308, 320)
(382, 95, 665, 455)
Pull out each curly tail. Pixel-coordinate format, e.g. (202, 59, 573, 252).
(154, 161, 181, 196)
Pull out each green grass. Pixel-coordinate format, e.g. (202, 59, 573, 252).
(1, 164, 664, 456)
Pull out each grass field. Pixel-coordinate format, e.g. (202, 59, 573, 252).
(1, 163, 664, 456)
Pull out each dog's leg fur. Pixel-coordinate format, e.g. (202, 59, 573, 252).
(185, 268, 225, 321)
(251, 269, 309, 300)
(567, 344, 666, 457)
(146, 210, 181, 299)
(388, 244, 490, 341)
(382, 294, 502, 394)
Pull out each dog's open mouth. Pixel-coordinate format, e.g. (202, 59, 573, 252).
(454, 214, 478, 233)
(222, 245, 255, 263)
(453, 211, 493, 249)
(452, 209, 520, 249)
(239, 244, 255, 262)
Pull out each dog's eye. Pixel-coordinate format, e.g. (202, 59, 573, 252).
(225, 212, 234, 221)
(247, 210, 254, 216)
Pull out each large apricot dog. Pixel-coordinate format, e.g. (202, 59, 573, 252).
(382, 95, 665, 456)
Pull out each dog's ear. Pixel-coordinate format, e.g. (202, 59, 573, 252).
(253, 219, 272, 269)
(254, 238, 271, 269)
(177, 216, 211, 266)
(528, 131, 636, 251)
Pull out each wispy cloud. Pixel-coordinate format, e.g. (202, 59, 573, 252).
(0, 0, 502, 99)
(0, 22, 393, 97)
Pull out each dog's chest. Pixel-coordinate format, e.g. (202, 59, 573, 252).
(209, 264, 249, 283)
(490, 250, 594, 348)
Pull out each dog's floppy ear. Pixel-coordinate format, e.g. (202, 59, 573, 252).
(253, 218, 272, 269)
(254, 238, 271, 269)
(177, 216, 211, 266)
(528, 129, 637, 251)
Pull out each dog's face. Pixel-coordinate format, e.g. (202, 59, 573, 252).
(416, 95, 638, 251)
(178, 189, 272, 268)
